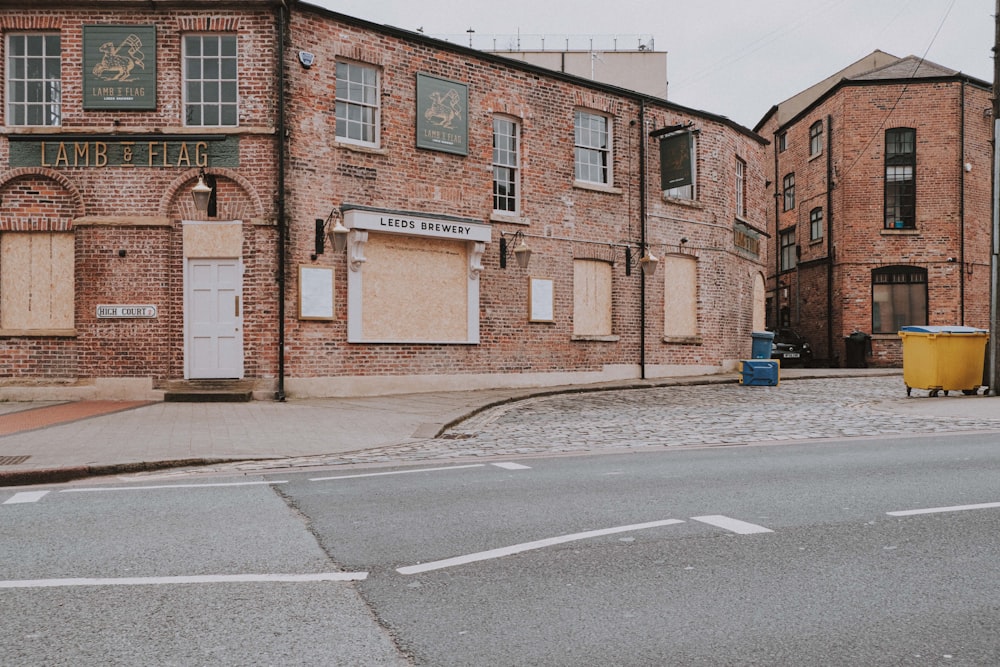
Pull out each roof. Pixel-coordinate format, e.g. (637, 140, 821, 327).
(848, 54, 958, 81)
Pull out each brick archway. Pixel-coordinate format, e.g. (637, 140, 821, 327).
(160, 167, 266, 221)
(0, 168, 85, 230)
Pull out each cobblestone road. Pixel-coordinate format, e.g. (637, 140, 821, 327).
(209, 376, 1000, 474)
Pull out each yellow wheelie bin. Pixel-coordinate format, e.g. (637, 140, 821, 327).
(898, 325, 989, 397)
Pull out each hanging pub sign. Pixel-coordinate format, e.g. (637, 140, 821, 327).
(415, 73, 468, 156)
(83, 25, 157, 110)
(659, 131, 693, 191)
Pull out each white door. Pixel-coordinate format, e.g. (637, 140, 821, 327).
(186, 259, 244, 379)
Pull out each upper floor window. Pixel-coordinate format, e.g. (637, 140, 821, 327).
(574, 110, 611, 185)
(885, 128, 916, 229)
(810, 207, 823, 240)
(493, 116, 520, 214)
(184, 34, 237, 126)
(6, 33, 61, 126)
(783, 173, 795, 211)
(809, 120, 823, 157)
(336, 61, 379, 147)
(779, 229, 796, 272)
(777, 132, 787, 152)
(872, 265, 926, 333)
(735, 157, 746, 219)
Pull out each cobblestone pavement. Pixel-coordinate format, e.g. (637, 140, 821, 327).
(156, 376, 1000, 477)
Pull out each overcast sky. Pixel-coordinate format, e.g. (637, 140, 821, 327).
(304, 0, 993, 128)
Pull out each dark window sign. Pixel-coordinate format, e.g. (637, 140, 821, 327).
(83, 25, 157, 110)
(415, 73, 468, 156)
(8, 135, 240, 168)
(659, 131, 693, 190)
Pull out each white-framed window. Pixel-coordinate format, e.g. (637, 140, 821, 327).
(493, 116, 520, 214)
(6, 33, 61, 127)
(336, 61, 379, 147)
(574, 110, 611, 185)
(735, 157, 746, 219)
(809, 120, 823, 157)
(184, 34, 238, 127)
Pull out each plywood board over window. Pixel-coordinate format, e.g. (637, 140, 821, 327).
(355, 233, 469, 342)
(573, 259, 613, 337)
(1, 232, 74, 331)
(663, 254, 698, 341)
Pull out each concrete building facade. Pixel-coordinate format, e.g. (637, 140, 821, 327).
(0, 0, 768, 400)
(755, 53, 992, 367)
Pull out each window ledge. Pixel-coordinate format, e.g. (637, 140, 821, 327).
(0, 329, 76, 337)
(490, 212, 528, 225)
(808, 151, 823, 161)
(571, 334, 620, 342)
(663, 195, 702, 208)
(335, 141, 387, 156)
(663, 335, 702, 345)
(573, 180, 622, 195)
(881, 228, 919, 236)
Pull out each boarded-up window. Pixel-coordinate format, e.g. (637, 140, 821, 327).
(1, 232, 74, 330)
(573, 259, 612, 336)
(359, 233, 468, 342)
(663, 254, 697, 338)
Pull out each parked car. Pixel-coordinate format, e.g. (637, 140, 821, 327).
(770, 328, 813, 366)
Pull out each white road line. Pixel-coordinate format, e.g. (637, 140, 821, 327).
(60, 481, 288, 493)
(691, 515, 774, 534)
(310, 464, 485, 481)
(397, 519, 685, 575)
(887, 501, 1000, 517)
(492, 462, 531, 470)
(0, 572, 368, 589)
(3, 491, 50, 504)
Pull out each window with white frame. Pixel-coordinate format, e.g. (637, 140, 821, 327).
(574, 110, 611, 185)
(735, 157, 746, 218)
(336, 61, 379, 146)
(493, 116, 520, 214)
(809, 120, 823, 157)
(6, 33, 61, 126)
(184, 34, 238, 126)
(810, 207, 823, 240)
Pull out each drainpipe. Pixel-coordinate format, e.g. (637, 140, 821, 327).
(959, 81, 966, 324)
(773, 130, 781, 328)
(639, 100, 647, 379)
(826, 114, 835, 365)
(275, 1, 288, 401)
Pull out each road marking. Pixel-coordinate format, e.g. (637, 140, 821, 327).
(0, 572, 368, 589)
(887, 501, 1000, 517)
(311, 464, 485, 481)
(3, 491, 49, 504)
(492, 462, 531, 470)
(59, 481, 288, 493)
(691, 515, 774, 534)
(397, 518, 685, 575)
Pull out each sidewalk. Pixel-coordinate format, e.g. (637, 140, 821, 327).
(1, 367, 995, 487)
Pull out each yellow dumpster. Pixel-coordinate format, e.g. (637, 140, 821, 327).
(898, 325, 988, 397)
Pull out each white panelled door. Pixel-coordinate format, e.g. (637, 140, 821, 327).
(186, 259, 244, 379)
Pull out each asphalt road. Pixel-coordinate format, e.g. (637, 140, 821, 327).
(3, 429, 999, 665)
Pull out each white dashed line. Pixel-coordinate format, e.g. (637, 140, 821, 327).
(397, 519, 685, 575)
(887, 501, 1000, 517)
(3, 490, 49, 504)
(691, 515, 774, 534)
(310, 464, 485, 481)
(492, 462, 531, 470)
(0, 572, 368, 589)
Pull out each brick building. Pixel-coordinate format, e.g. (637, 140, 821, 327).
(755, 52, 993, 367)
(0, 0, 768, 400)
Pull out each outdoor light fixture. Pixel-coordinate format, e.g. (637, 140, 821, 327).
(499, 230, 531, 269)
(313, 208, 350, 259)
(625, 244, 658, 276)
(191, 167, 213, 213)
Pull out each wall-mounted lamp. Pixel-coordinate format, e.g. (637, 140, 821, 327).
(191, 167, 213, 213)
(625, 245, 658, 276)
(499, 230, 532, 269)
(313, 208, 350, 259)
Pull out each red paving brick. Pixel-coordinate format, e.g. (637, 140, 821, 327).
(0, 401, 154, 436)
